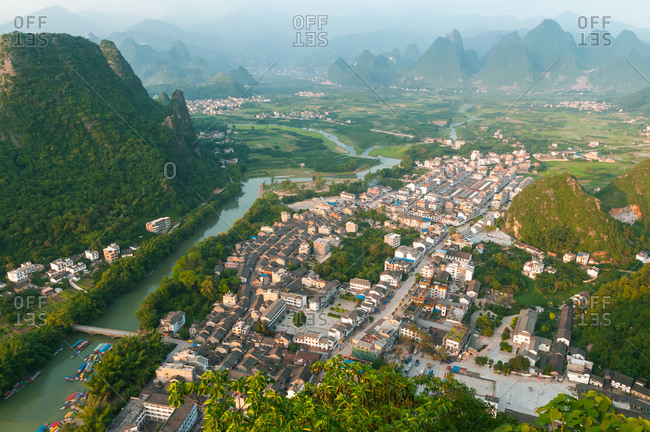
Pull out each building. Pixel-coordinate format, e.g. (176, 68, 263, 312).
(567, 354, 593, 384)
(446, 250, 472, 266)
(443, 323, 470, 356)
(294, 331, 331, 351)
(349, 278, 372, 294)
(342, 309, 366, 327)
(394, 246, 423, 262)
(576, 252, 590, 266)
(146, 216, 171, 234)
(346, 221, 358, 233)
(631, 381, 650, 402)
(7, 262, 37, 283)
(172, 349, 209, 371)
(467, 280, 481, 298)
(260, 299, 287, 326)
(299, 243, 311, 255)
(155, 362, 195, 383)
(384, 233, 401, 248)
(160, 311, 186, 334)
(107, 391, 200, 432)
(313, 238, 331, 256)
(612, 372, 634, 393)
(85, 249, 100, 261)
(636, 251, 650, 264)
(513, 309, 537, 345)
(523, 260, 545, 279)
(103, 243, 121, 263)
(556, 305, 573, 346)
(563, 252, 576, 263)
(223, 292, 238, 307)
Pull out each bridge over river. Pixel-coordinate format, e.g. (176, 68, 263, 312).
(71, 324, 139, 338)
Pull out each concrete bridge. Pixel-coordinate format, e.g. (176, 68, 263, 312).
(71, 324, 139, 338)
(71, 325, 190, 349)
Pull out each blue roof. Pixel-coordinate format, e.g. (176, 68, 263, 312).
(327, 202, 336, 206)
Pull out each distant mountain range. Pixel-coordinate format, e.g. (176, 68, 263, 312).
(116, 37, 254, 97)
(3, 8, 650, 94)
(328, 19, 650, 92)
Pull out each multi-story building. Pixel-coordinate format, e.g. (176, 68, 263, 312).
(576, 252, 590, 266)
(384, 233, 401, 248)
(349, 278, 371, 294)
(7, 262, 37, 283)
(443, 323, 470, 356)
(103, 243, 120, 263)
(260, 299, 286, 326)
(107, 391, 200, 432)
(146, 216, 171, 234)
(313, 238, 331, 256)
(293, 331, 331, 351)
(160, 311, 186, 333)
(346, 221, 358, 233)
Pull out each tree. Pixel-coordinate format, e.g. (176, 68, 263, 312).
(475, 356, 488, 366)
(501, 327, 511, 341)
(293, 311, 307, 327)
(168, 357, 515, 432)
(495, 391, 650, 431)
(542, 364, 554, 375)
(500, 341, 512, 352)
(508, 355, 530, 371)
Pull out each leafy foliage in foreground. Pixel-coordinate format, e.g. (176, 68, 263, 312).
(496, 391, 650, 431)
(168, 357, 515, 431)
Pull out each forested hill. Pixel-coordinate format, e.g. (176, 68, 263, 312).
(576, 264, 650, 379)
(505, 173, 630, 262)
(598, 158, 650, 230)
(0, 33, 228, 268)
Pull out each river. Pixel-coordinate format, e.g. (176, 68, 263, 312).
(0, 127, 401, 432)
(448, 105, 476, 141)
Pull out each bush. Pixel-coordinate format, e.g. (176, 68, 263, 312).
(500, 341, 513, 352)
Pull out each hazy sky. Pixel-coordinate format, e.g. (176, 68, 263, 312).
(1, 0, 647, 29)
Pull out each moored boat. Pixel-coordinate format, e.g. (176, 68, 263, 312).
(27, 370, 42, 383)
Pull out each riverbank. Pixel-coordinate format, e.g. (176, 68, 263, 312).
(0, 180, 256, 432)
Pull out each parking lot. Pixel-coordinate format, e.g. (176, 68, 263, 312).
(466, 229, 513, 246)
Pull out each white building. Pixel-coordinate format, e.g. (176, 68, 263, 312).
(7, 262, 37, 283)
(160, 311, 186, 333)
(146, 216, 171, 234)
(85, 250, 100, 261)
